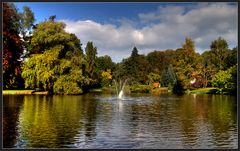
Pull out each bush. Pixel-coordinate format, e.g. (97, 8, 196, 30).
(53, 76, 83, 94)
(211, 65, 237, 93)
(130, 84, 151, 93)
(101, 78, 111, 87)
(172, 79, 185, 95)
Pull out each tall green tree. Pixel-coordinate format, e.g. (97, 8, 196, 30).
(96, 55, 115, 73)
(129, 47, 140, 79)
(137, 54, 150, 84)
(20, 6, 35, 32)
(146, 51, 165, 74)
(146, 49, 176, 75)
(174, 38, 197, 89)
(200, 50, 218, 86)
(181, 37, 197, 65)
(29, 19, 69, 54)
(128, 47, 141, 83)
(19, 6, 35, 59)
(22, 20, 85, 94)
(85, 41, 97, 80)
(210, 37, 229, 70)
(224, 47, 237, 69)
(114, 47, 149, 84)
(113, 47, 139, 83)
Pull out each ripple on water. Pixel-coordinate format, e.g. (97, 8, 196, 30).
(4, 94, 237, 149)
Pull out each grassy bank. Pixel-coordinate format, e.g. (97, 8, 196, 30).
(3, 90, 49, 95)
(189, 87, 218, 94)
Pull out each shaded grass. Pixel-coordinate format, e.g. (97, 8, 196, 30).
(151, 87, 169, 94)
(130, 85, 152, 93)
(190, 87, 218, 94)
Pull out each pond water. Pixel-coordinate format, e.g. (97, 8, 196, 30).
(3, 93, 238, 149)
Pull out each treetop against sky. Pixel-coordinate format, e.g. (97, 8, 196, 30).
(15, 2, 237, 62)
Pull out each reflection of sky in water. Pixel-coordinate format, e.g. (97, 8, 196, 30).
(3, 94, 237, 149)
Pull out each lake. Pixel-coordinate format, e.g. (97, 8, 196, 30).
(3, 93, 238, 149)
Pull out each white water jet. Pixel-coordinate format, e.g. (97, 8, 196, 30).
(118, 90, 124, 99)
(114, 79, 128, 99)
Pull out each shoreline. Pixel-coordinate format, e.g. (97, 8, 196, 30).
(3, 87, 235, 95)
(3, 90, 49, 95)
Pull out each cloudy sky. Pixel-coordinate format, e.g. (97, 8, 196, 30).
(15, 2, 238, 62)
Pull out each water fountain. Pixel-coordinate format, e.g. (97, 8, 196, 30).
(114, 79, 128, 99)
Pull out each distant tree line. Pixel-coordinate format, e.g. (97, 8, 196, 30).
(3, 3, 237, 94)
(114, 37, 237, 94)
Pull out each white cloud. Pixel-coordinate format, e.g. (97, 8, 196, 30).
(62, 3, 237, 62)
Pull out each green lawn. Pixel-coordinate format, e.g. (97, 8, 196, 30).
(3, 90, 35, 95)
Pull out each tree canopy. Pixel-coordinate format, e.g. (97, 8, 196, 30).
(3, 3, 24, 89)
(85, 41, 97, 80)
(21, 20, 86, 94)
(210, 37, 229, 70)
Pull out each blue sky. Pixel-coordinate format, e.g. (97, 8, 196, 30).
(15, 3, 193, 21)
(15, 2, 238, 62)
(15, 2, 197, 28)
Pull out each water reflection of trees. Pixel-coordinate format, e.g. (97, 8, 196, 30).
(125, 95, 237, 148)
(176, 95, 237, 148)
(207, 95, 237, 148)
(3, 95, 24, 148)
(80, 95, 97, 142)
(175, 95, 198, 148)
(6, 94, 236, 148)
(16, 95, 98, 148)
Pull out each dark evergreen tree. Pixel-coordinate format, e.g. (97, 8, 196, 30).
(161, 65, 177, 87)
(85, 41, 97, 79)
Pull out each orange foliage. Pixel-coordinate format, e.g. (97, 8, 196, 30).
(153, 82, 160, 88)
